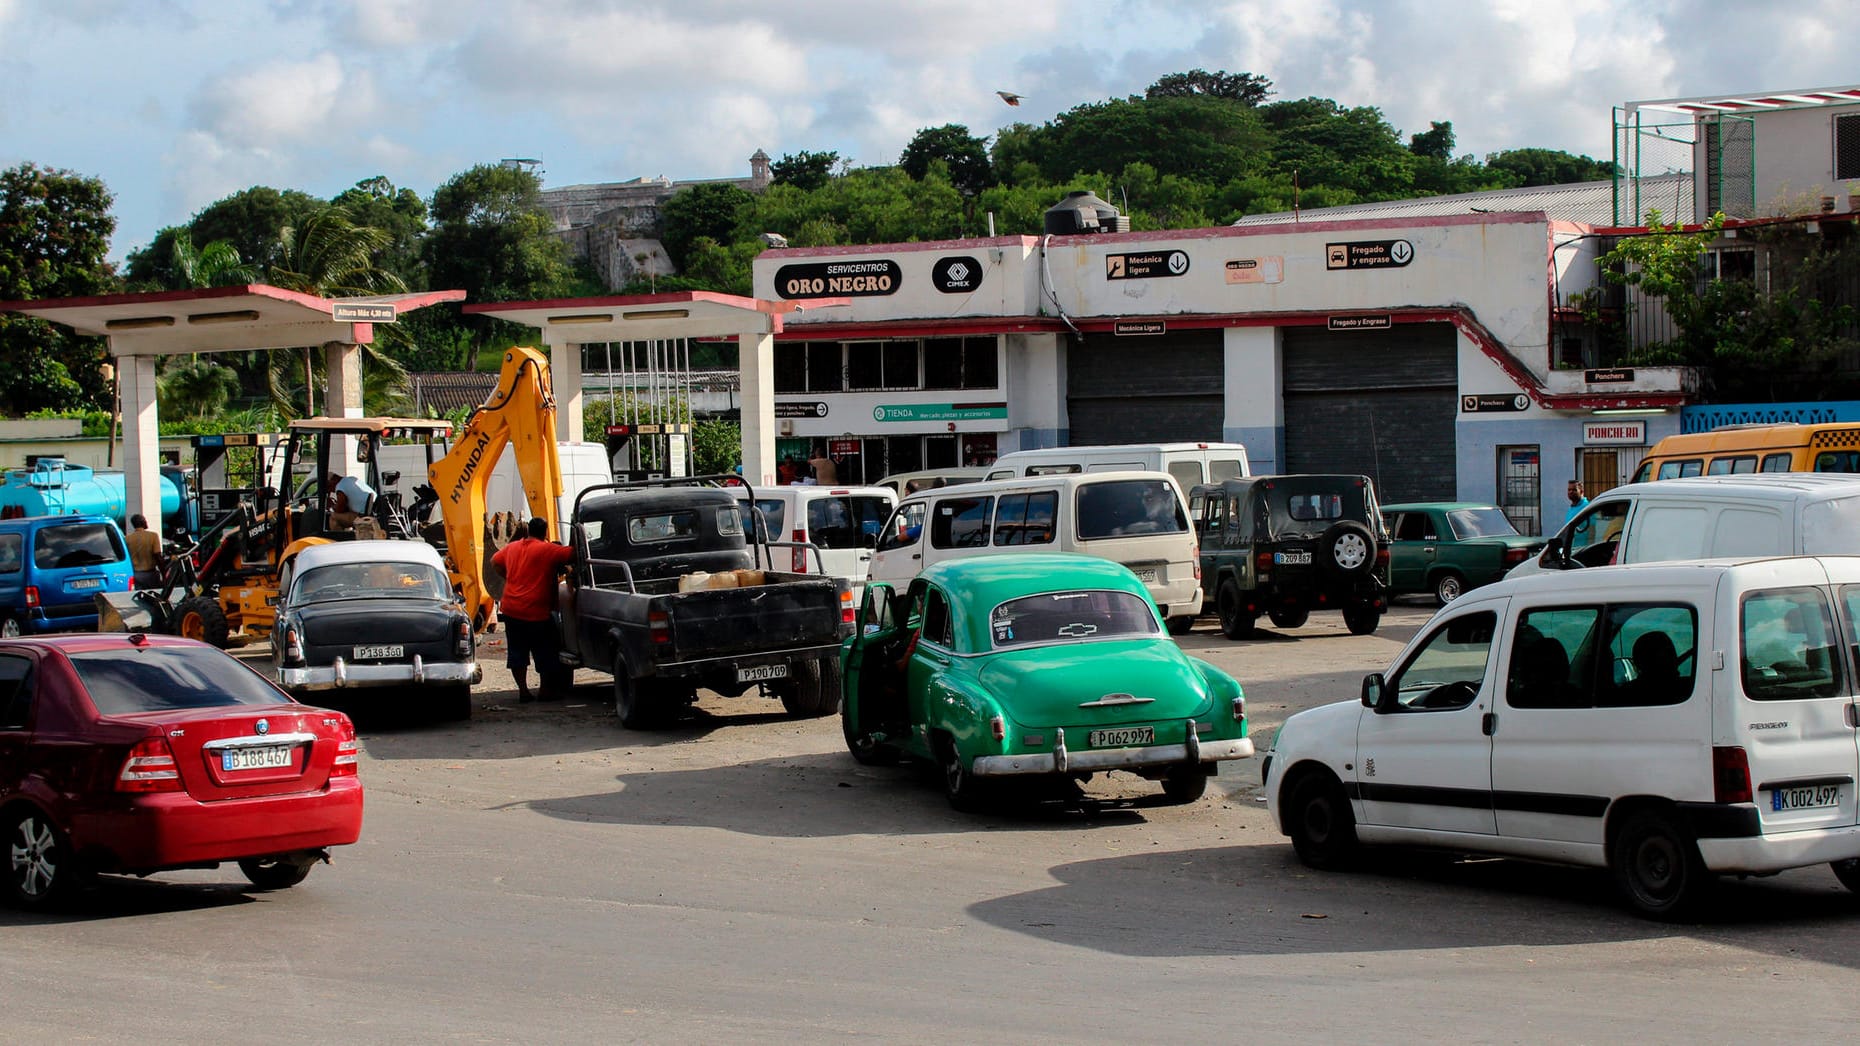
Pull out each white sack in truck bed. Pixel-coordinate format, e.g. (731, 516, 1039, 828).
(677, 569, 768, 592)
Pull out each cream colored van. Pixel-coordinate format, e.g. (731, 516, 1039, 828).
(983, 443, 1250, 491)
(867, 471, 1203, 632)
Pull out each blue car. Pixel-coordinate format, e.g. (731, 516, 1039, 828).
(0, 514, 134, 635)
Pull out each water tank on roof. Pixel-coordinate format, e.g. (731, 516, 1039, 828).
(1043, 191, 1130, 235)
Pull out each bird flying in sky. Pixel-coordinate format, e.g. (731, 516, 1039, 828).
(996, 91, 1023, 106)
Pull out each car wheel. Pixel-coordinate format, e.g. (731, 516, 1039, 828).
(238, 855, 314, 891)
(613, 659, 659, 730)
(6, 806, 84, 909)
(937, 734, 989, 813)
(779, 659, 840, 718)
(0, 615, 20, 638)
(1611, 809, 1707, 920)
(1320, 521, 1376, 575)
(1832, 859, 1860, 894)
(1267, 607, 1309, 630)
(1285, 771, 1357, 870)
(175, 595, 231, 648)
(1216, 583, 1256, 640)
(1165, 615, 1195, 637)
(1161, 765, 1209, 803)
(1343, 607, 1381, 635)
(1433, 572, 1465, 606)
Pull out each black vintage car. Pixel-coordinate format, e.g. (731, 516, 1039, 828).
(1192, 475, 1390, 638)
(270, 540, 480, 720)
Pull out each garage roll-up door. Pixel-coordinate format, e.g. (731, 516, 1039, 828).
(1282, 324, 1458, 504)
(1065, 330, 1223, 446)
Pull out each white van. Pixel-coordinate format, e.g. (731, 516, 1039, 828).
(375, 441, 614, 527)
(734, 484, 896, 590)
(1266, 555, 1860, 918)
(984, 442, 1250, 491)
(1515, 473, 1860, 577)
(869, 471, 1203, 631)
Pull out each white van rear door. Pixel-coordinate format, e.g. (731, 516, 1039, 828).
(1735, 573, 1860, 834)
(1801, 496, 1860, 555)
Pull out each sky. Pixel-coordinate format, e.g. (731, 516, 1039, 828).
(1, 0, 1855, 263)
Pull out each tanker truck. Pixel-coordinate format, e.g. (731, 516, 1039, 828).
(0, 457, 192, 535)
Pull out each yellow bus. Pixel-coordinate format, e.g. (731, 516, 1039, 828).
(1630, 422, 1860, 483)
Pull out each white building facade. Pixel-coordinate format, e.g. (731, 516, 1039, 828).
(751, 212, 1685, 536)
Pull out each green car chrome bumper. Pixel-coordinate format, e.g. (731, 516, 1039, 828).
(970, 723, 1254, 776)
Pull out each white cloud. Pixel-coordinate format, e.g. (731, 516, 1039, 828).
(189, 53, 364, 147)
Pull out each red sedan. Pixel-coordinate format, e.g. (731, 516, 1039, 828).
(2, 633, 364, 908)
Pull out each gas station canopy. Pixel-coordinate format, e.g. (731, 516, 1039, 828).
(0, 285, 467, 354)
(463, 290, 828, 341)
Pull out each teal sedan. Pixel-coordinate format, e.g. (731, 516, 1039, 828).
(840, 553, 1253, 810)
(1381, 502, 1545, 605)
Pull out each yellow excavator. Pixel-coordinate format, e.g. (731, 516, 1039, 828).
(423, 345, 564, 630)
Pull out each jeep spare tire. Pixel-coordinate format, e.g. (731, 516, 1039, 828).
(1319, 521, 1375, 575)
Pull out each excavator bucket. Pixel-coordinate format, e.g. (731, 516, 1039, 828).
(96, 591, 168, 632)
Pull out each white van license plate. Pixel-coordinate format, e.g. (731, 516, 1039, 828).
(1133, 566, 1159, 583)
(1772, 785, 1842, 811)
(738, 663, 789, 683)
(1274, 551, 1312, 565)
(1088, 726, 1154, 747)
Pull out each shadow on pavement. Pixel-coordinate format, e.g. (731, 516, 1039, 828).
(0, 876, 258, 926)
(527, 752, 1199, 838)
(968, 844, 1860, 960)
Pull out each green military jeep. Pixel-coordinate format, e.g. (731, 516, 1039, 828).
(1192, 475, 1390, 638)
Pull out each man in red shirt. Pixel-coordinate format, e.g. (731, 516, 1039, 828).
(491, 516, 575, 703)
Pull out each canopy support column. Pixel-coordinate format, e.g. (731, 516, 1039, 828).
(118, 352, 161, 528)
(740, 330, 776, 485)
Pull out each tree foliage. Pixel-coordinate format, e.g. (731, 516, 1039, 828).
(0, 162, 117, 414)
(1145, 69, 1273, 106)
(658, 182, 755, 269)
(771, 151, 840, 191)
(1486, 148, 1616, 187)
(899, 125, 993, 196)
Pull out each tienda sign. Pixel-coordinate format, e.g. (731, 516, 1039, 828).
(1583, 420, 1647, 446)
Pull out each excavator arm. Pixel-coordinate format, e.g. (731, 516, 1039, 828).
(428, 345, 564, 627)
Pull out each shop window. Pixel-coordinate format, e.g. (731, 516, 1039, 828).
(846, 342, 884, 391)
(774, 343, 808, 393)
(924, 337, 999, 390)
(806, 342, 842, 392)
(1837, 114, 1860, 182)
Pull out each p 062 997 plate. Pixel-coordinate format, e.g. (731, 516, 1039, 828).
(1088, 726, 1154, 747)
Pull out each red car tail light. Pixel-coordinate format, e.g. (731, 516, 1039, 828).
(1376, 546, 1391, 570)
(331, 718, 360, 777)
(127, 575, 135, 591)
(840, 589, 855, 626)
(1713, 746, 1752, 804)
(1254, 551, 1272, 578)
(791, 529, 808, 573)
(454, 619, 472, 658)
(23, 585, 38, 609)
(990, 715, 1005, 741)
(1504, 546, 1534, 566)
(116, 736, 182, 792)
(648, 610, 672, 645)
(285, 627, 305, 664)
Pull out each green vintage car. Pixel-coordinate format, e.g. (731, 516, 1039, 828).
(839, 553, 1253, 810)
(1380, 502, 1545, 605)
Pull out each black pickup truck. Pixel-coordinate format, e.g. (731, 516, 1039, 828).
(556, 479, 853, 728)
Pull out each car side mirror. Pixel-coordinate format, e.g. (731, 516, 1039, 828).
(265, 595, 279, 607)
(1542, 535, 1569, 569)
(1361, 672, 1385, 709)
(863, 532, 878, 549)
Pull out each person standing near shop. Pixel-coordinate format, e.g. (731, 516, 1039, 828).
(808, 444, 837, 485)
(491, 517, 575, 703)
(126, 514, 163, 590)
(1565, 480, 1588, 525)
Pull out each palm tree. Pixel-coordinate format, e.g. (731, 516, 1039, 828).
(265, 206, 409, 418)
(157, 357, 241, 419)
(168, 231, 259, 288)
